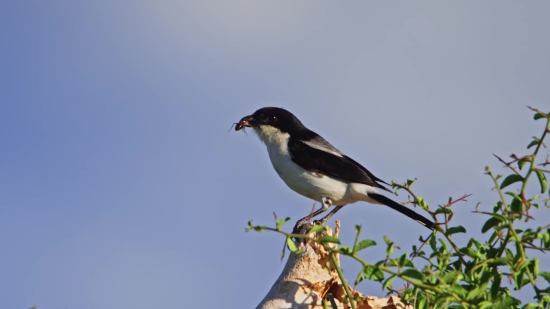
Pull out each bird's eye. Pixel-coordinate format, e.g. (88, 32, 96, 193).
(267, 115, 277, 123)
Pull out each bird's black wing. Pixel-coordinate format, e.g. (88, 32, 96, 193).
(343, 155, 391, 187)
(288, 135, 391, 192)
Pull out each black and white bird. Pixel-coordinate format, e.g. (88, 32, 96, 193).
(236, 107, 434, 231)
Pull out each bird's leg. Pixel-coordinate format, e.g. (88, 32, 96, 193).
(313, 205, 345, 226)
(292, 197, 332, 234)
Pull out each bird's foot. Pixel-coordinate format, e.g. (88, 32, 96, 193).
(292, 220, 325, 234)
(292, 220, 308, 236)
(290, 197, 333, 242)
(312, 219, 327, 226)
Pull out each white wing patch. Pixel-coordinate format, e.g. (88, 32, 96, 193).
(302, 137, 343, 157)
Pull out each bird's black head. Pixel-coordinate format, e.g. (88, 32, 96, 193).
(236, 107, 307, 134)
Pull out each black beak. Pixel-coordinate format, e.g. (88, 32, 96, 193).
(235, 115, 257, 131)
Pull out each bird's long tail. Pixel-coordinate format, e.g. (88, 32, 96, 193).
(369, 193, 435, 230)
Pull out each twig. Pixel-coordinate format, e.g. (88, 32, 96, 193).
(494, 154, 523, 177)
(330, 252, 356, 309)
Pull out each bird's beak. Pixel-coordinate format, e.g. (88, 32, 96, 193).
(235, 115, 258, 131)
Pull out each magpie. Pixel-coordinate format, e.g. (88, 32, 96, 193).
(236, 107, 435, 231)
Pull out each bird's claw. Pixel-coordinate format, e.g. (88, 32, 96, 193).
(292, 221, 307, 236)
(312, 219, 325, 226)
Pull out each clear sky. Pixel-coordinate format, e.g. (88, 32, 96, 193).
(1, 1, 549, 308)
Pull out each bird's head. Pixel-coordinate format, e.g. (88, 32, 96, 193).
(236, 107, 307, 145)
(237, 107, 306, 133)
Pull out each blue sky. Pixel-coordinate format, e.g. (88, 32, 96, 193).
(1, 1, 549, 308)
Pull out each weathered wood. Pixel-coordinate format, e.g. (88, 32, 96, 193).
(256, 221, 412, 309)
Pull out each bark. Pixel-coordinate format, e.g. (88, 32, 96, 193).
(256, 221, 412, 309)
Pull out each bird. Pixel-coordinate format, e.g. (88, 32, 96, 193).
(235, 107, 434, 232)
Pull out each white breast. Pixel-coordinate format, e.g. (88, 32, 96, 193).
(253, 126, 358, 205)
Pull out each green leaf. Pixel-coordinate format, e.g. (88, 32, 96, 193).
(337, 246, 353, 255)
(386, 259, 398, 267)
(534, 112, 547, 120)
(398, 253, 407, 267)
(386, 243, 394, 256)
(535, 170, 548, 194)
(416, 197, 428, 209)
(482, 217, 502, 233)
(307, 225, 326, 234)
(286, 237, 302, 254)
(521, 303, 541, 309)
(404, 258, 414, 267)
(383, 235, 391, 245)
(500, 174, 523, 189)
(446, 226, 466, 235)
(382, 275, 396, 290)
(276, 217, 291, 230)
(486, 247, 499, 259)
(387, 254, 414, 267)
(452, 260, 463, 272)
(362, 265, 385, 281)
(494, 296, 520, 309)
(319, 236, 341, 244)
(505, 191, 522, 201)
(527, 138, 543, 149)
(480, 271, 493, 285)
(400, 268, 424, 280)
(479, 301, 495, 309)
(514, 270, 527, 290)
(245, 220, 256, 232)
(532, 258, 540, 276)
(488, 258, 509, 267)
(505, 248, 514, 260)
(435, 207, 452, 214)
(543, 229, 550, 247)
(517, 159, 529, 170)
(460, 247, 477, 258)
(438, 239, 448, 253)
(491, 272, 501, 300)
(467, 287, 485, 300)
(510, 197, 523, 213)
(540, 271, 550, 284)
(449, 284, 467, 298)
(430, 235, 437, 252)
(493, 201, 503, 212)
(355, 269, 364, 285)
(417, 297, 428, 309)
(386, 257, 414, 268)
(355, 224, 362, 235)
(442, 270, 460, 284)
(353, 239, 376, 252)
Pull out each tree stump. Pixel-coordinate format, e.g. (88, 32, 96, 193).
(256, 221, 412, 309)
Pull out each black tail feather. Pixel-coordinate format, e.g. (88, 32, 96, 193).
(369, 193, 435, 230)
